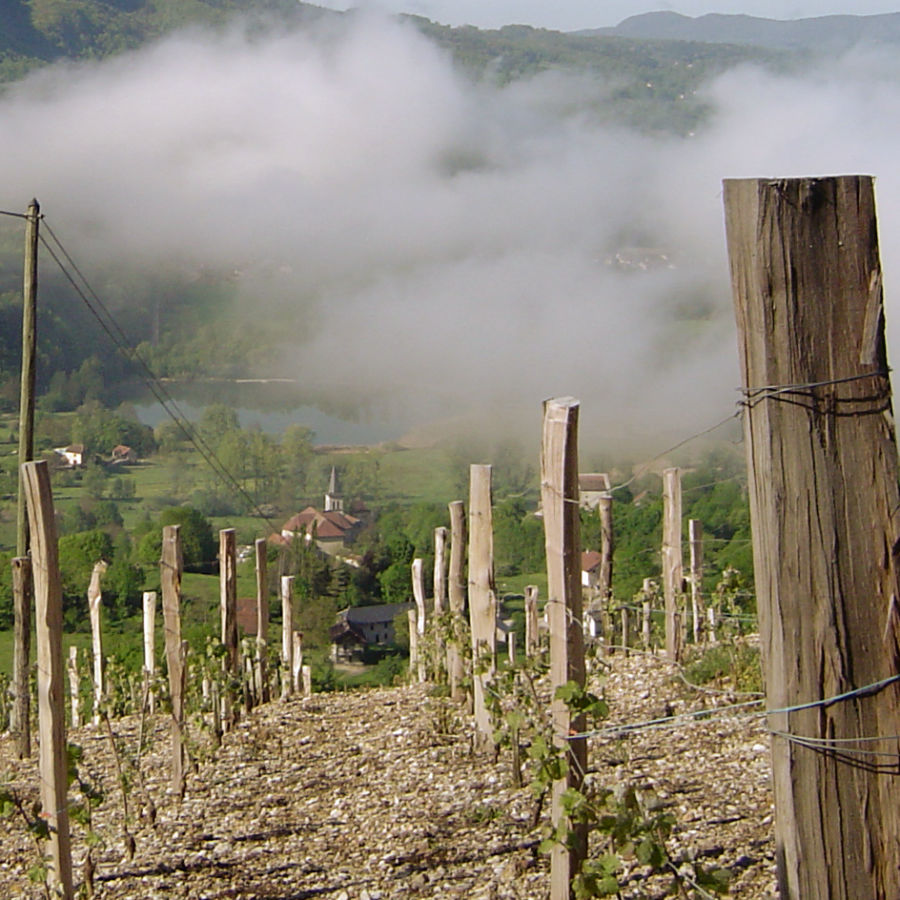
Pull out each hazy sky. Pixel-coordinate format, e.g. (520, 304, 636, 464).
(310, 1, 900, 31)
(2, 12, 899, 447)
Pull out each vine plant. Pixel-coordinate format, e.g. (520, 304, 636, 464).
(489, 649, 733, 899)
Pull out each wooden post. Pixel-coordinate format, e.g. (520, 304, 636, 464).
(411, 557, 427, 683)
(541, 399, 587, 899)
(280, 576, 294, 699)
(447, 500, 467, 701)
(468, 464, 497, 748)
(620, 607, 630, 655)
(88, 560, 108, 725)
(13, 201, 39, 761)
(254, 538, 269, 704)
(507, 631, 516, 667)
(688, 519, 704, 645)
(219, 527, 238, 689)
(292, 631, 303, 694)
(661, 467, 683, 661)
(142, 591, 157, 714)
(67, 647, 81, 729)
(302, 664, 312, 698)
(641, 579, 653, 651)
(725, 174, 900, 900)
(11, 557, 31, 757)
(407, 607, 418, 684)
(21, 461, 74, 899)
(433, 526, 448, 681)
(524, 585, 539, 658)
(160, 524, 185, 798)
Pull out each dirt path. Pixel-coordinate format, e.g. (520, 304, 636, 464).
(0, 652, 777, 899)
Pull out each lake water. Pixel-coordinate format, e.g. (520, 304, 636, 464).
(133, 400, 407, 446)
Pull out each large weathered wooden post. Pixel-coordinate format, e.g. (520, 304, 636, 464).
(411, 557, 427, 683)
(725, 174, 900, 900)
(88, 560, 108, 725)
(541, 398, 587, 899)
(280, 575, 294, 699)
(661, 467, 683, 661)
(254, 538, 269, 704)
(21, 461, 74, 899)
(447, 500, 467, 700)
(161, 524, 185, 798)
(468, 465, 497, 747)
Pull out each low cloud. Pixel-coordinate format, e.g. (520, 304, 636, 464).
(2, 17, 898, 451)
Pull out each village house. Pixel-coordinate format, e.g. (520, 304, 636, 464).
(330, 601, 413, 662)
(110, 444, 138, 464)
(273, 467, 363, 555)
(54, 443, 85, 468)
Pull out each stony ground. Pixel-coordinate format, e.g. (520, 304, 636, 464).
(0, 649, 776, 899)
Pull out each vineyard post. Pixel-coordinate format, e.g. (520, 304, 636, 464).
(302, 664, 312, 697)
(468, 464, 497, 750)
(161, 524, 185, 798)
(219, 528, 238, 728)
(507, 631, 516, 666)
(411, 558, 427, 683)
(641, 578, 653, 650)
(280, 576, 294, 699)
(88, 560, 108, 725)
(21, 460, 74, 899)
(662, 467, 683, 661)
(142, 591, 157, 714)
(407, 608, 418, 683)
(447, 500, 467, 700)
(620, 607, 630, 655)
(688, 519, 704, 645)
(292, 631, 303, 694)
(541, 398, 587, 899)
(68, 646, 81, 728)
(725, 174, 900, 899)
(433, 526, 448, 681)
(598, 484, 614, 645)
(254, 538, 269, 704)
(11, 557, 31, 757)
(524, 585, 539, 658)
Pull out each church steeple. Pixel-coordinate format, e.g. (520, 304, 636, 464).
(325, 466, 343, 513)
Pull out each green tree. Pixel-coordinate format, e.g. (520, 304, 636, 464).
(137, 506, 216, 569)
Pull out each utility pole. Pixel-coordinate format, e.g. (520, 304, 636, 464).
(12, 198, 39, 758)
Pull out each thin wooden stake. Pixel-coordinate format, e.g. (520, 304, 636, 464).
(161, 524, 185, 798)
(255, 538, 269, 704)
(142, 591, 157, 714)
(292, 631, 303, 694)
(688, 519, 704, 645)
(433, 526, 448, 681)
(67, 646, 81, 729)
(281, 576, 294, 699)
(662, 467, 683, 661)
(411, 558, 427, 683)
(21, 460, 74, 899)
(524, 585, 539, 659)
(11, 557, 31, 757)
(447, 500, 467, 701)
(88, 561, 108, 725)
(407, 608, 418, 684)
(541, 399, 587, 900)
(468, 464, 497, 749)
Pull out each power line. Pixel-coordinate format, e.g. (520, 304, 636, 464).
(37, 220, 280, 535)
